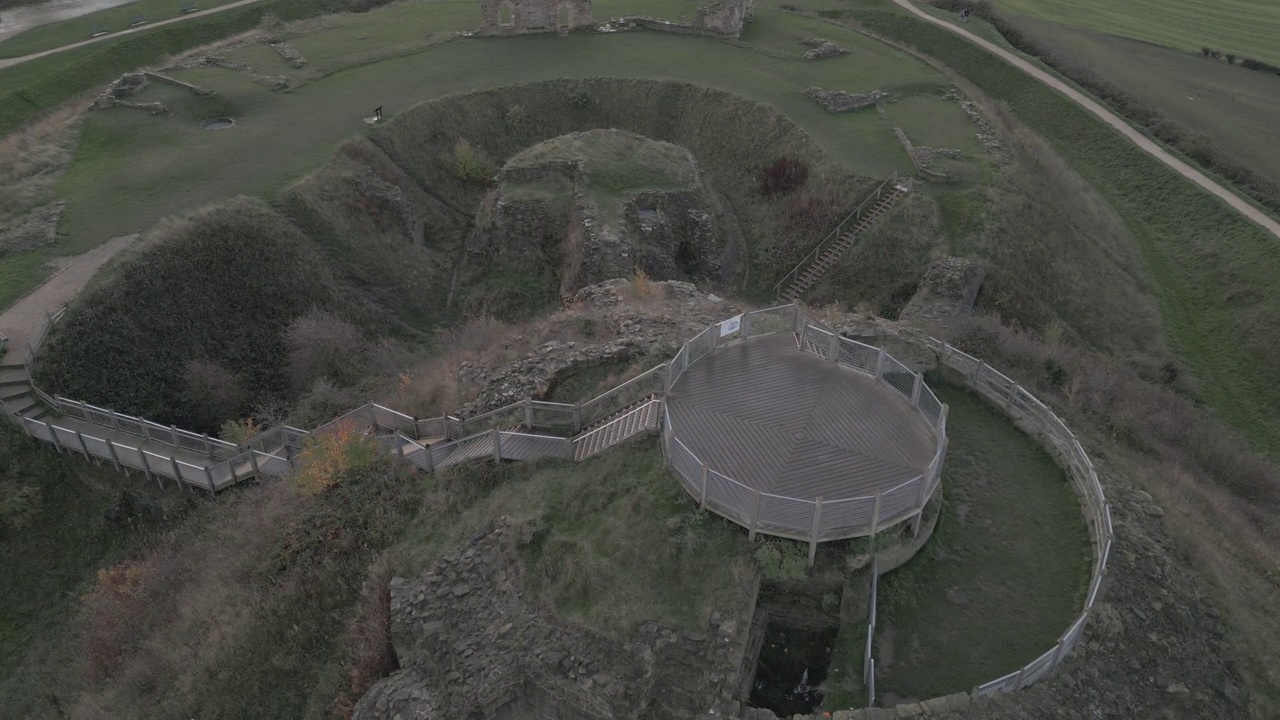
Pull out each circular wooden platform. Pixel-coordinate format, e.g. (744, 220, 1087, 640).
(666, 333, 935, 503)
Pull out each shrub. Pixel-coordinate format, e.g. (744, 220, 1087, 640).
(292, 419, 380, 495)
(285, 308, 365, 394)
(758, 157, 809, 196)
(181, 359, 248, 431)
(754, 538, 808, 580)
(443, 139, 496, 185)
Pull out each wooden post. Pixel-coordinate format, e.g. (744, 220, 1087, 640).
(699, 463, 709, 510)
(749, 488, 763, 541)
(74, 430, 90, 460)
(106, 438, 122, 472)
(48, 422, 62, 454)
(911, 371, 923, 406)
(741, 311, 753, 339)
(139, 450, 159, 489)
(798, 317, 808, 350)
(875, 348, 886, 380)
(396, 434, 406, 464)
(524, 398, 534, 429)
(204, 466, 217, 495)
(492, 427, 502, 462)
(828, 332, 840, 362)
(228, 457, 240, 485)
(141, 422, 151, 442)
(202, 432, 213, 455)
(78, 399, 90, 421)
(869, 492, 883, 536)
(248, 450, 261, 478)
(573, 407, 582, 434)
(563, 437, 574, 462)
(170, 456, 184, 491)
(808, 498, 823, 566)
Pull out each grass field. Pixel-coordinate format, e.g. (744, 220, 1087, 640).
(873, 384, 1090, 699)
(990, 0, 1280, 66)
(0, 0, 245, 59)
(1006, 16, 1280, 197)
(840, 0, 1280, 455)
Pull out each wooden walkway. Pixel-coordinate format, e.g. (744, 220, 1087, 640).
(667, 333, 934, 501)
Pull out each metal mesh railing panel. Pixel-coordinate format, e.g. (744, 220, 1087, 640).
(143, 451, 178, 479)
(836, 337, 878, 374)
(178, 462, 209, 488)
(82, 434, 111, 460)
(499, 432, 568, 461)
(115, 415, 145, 437)
(880, 356, 915, 398)
(117, 444, 148, 471)
(687, 327, 714, 363)
(436, 433, 495, 468)
(819, 496, 875, 539)
(416, 417, 447, 439)
(746, 305, 793, 337)
(530, 402, 576, 429)
(879, 478, 922, 521)
(918, 386, 943, 428)
(208, 462, 235, 488)
(254, 451, 291, 478)
(23, 418, 54, 441)
(801, 326, 834, 358)
(143, 422, 176, 447)
(757, 494, 815, 536)
(51, 425, 79, 450)
(975, 670, 1021, 697)
(669, 438, 702, 496)
(705, 471, 755, 526)
(373, 404, 416, 433)
(579, 365, 665, 427)
(462, 403, 525, 435)
(1019, 648, 1058, 688)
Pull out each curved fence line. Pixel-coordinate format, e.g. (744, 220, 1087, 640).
(663, 306, 949, 548)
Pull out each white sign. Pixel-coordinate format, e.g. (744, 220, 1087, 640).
(719, 314, 742, 337)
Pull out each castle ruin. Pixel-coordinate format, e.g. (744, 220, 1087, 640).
(478, 0, 592, 35)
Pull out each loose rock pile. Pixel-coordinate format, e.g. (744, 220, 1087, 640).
(800, 37, 850, 60)
(805, 86, 887, 113)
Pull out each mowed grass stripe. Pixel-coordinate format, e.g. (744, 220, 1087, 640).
(993, 0, 1280, 65)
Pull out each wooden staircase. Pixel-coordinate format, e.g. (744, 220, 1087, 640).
(777, 178, 911, 303)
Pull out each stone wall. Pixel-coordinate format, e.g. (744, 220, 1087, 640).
(694, 0, 754, 37)
(478, 0, 593, 35)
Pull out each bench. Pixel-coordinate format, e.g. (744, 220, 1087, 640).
(180, 1, 198, 13)
(128, 13, 148, 26)
(88, 23, 108, 36)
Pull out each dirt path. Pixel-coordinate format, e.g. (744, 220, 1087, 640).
(890, 0, 1280, 242)
(0, 0, 263, 70)
(0, 233, 138, 353)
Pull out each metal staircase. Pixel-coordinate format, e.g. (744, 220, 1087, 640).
(774, 175, 912, 303)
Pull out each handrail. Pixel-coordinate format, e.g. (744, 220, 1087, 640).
(770, 172, 899, 298)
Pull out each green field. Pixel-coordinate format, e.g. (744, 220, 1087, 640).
(1007, 16, 1280, 197)
(874, 384, 1091, 698)
(990, 0, 1280, 66)
(0, 0, 246, 59)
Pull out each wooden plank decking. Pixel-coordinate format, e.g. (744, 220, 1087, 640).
(667, 333, 934, 501)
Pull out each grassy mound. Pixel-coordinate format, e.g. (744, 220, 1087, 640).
(368, 78, 871, 296)
(34, 197, 350, 430)
(391, 437, 757, 639)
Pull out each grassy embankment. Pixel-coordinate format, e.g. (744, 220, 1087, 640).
(869, 384, 1090, 698)
(0, 0, 246, 59)
(831, 0, 1280, 459)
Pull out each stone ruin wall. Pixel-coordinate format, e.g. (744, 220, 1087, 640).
(478, 0, 593, 35)
(694, 0, 754, 37)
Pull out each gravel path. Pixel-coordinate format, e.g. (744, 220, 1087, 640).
(890, 0, 1280, 242)
(0, 233, 138, 356)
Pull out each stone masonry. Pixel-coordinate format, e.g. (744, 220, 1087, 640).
(478, 0, 592, 35)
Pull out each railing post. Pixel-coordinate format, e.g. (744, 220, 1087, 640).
(248, 450, 261, 478)
(829, 331, 840, 361)
(204, 466, 217, 495)
(564, 436, 575, 462)
(524, 398, 534, 429)
(875, 348, 886, 380)
(170, 456, 185, 491)
(396, 434, 406, 462)
(74, 430, 90, 460)
(170, 424, 180, 448)
(202, 432, 213, 456)
(78, 399, 89, 421)
(140, 421, 150, 441)
(140, 449, 158, 488)
(869, 491, 883, 536)
(911, 371, 923, 406)
(741, 311, 753, 339)
(749, 488, 762, 541)
(106, 438, 122, 472)
(229, 456, 240, 485)
(808, 497, 823, 566)
(573, 407, 582, 434)
(699, 463, 709, 510)
(492, 427, 502, 462)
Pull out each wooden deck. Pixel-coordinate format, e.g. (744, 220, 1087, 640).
(667, 333, 935, 501)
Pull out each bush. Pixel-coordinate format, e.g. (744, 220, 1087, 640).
(292, 419, 380, 495)
(285, 308, 365, 394)
(444, 139, 496, 185)
(754, 538, 809, 580)
(182, 359, 248, 431)
(758, 157, 809, 196)
(34, 197, 350, 433)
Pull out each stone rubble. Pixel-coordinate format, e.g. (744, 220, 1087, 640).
(805, 86, 888, 113)
(799, 37, 850, 60)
